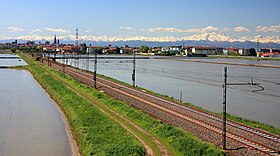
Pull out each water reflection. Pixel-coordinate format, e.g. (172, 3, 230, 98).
(58, 55, 280, 128)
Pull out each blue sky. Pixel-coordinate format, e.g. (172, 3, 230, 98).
(0, 0, 279, 42)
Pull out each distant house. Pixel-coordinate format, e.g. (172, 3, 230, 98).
(238, 49, 250, 55)
(260, 48, 280, 53)
(191, 46, 217, 55)
(160, 46, 183, 54)
(223, 48, 238, 55)
(261, 52, 280, 58)
(87, 46, 102, 54)
(120, 48, 133, 54)
(102, 47, 118, 54)
(60, 46, 73, 54)
(43, 46, 55, 52)
(259, 48, 280, 57)
(161, 46, 169, 52)
(169, 46, 183, 53)
(151, 47, 161, 54)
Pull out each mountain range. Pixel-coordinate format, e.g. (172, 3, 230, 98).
(1, 32, 279, 48)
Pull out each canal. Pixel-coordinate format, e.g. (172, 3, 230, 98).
(0, 54, 73, 156)
(59, 55, 280, 128)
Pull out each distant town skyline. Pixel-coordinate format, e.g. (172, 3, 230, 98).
(0, 0, 279, 43)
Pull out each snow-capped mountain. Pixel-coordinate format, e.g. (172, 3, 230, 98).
(1, 32, 280, 48)
(181, 32, 280, 44)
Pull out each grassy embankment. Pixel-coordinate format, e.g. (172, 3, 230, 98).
(18, 54, 146, 155)
(209, 55, 280, 61)
(19, 54, 224, 155)
(95, 73, 280, 136)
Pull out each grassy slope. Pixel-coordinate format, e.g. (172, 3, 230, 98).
(19, 54, 224, 155)
(19, 55, 146, 156)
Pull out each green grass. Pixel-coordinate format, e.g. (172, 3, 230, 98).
(19, 53, 224, 155)
(90, 91, 224, 156)
(19, 54, 146, 156)
(47, 69, 164, 156)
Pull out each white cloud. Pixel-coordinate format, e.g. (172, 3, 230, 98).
(8, 26, 24, 32)
(138, 28, 145, 31)
(0, 35, 13, 40)
(44, 28, 70, 33)
(256, 25, 280, 32)
(85, 30, 90, 33)
(32, 29, 42, 33)
(119, 27, 132, 30)
(222, 27, 232, 32)
(234, 26, 250, 32)
(187, 26, 219, 33)
(148, 26, 219, 33)
(148, 27, 181, 33)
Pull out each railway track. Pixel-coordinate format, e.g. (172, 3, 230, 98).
(48, 60, 279, 155)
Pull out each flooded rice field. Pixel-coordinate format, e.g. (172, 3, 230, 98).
(58, 54, 280, 128)
(0, 55, 72, 156)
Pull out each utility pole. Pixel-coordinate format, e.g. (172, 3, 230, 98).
(62, 53, 65, 73)
(48, 51, 50, 66)
(54, 53, 56, 63)
(75, 27, 79, 46)
(180, 91, 183, 103)
(65, 53, 68, 66)
(221, 67, 263, 150)
(257, 37, 260, 52)
(75, 27, 79, 69)
(222, 67, 227, 150)
(86, 49, 89, 71)
(93, 49, 97, 89)
(132, 50, 136, 87)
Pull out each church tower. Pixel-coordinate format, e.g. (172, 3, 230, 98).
(54, 34, 57, 45)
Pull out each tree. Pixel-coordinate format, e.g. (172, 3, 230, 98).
(81, 43, 87, 54)
(11, 48, 16, 53)
(248, 48, 256, 56)
(139, 45, 149, 53)
(38, 46, 43, 53)
(95, 48, 103, 54)
(115, 46, 120, 53)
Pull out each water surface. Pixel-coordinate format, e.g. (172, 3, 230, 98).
(59, 55, 280, 128)
(0, 54, 27, 67)
(0, 68, 72, 156)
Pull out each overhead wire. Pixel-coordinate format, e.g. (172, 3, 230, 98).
(71, 59, 280, 99)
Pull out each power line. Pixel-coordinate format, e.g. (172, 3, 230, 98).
(222, 67, 264, 150)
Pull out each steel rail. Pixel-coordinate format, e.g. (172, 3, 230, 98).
(59, 64, 279, 155)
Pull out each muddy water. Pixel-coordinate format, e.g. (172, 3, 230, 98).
(0, 69, 72, 156)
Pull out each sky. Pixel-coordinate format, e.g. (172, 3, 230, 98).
(0, 0, 279, 43)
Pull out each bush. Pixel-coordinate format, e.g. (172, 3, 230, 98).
(11, 48, 16, 53)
